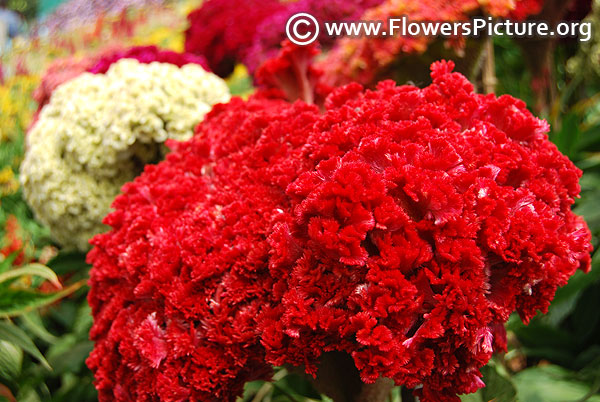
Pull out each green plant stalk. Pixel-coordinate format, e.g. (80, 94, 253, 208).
(293, 352, 395, 402)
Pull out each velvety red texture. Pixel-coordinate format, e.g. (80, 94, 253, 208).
(255, 40, 332, 106)
(87, 61, 592, 402)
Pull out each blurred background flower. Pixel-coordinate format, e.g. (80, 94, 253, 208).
(21, 59, 229, 250)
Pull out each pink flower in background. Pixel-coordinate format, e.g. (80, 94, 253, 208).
(184, 0, 284, 77)
(31, 54, 101, 127)
(244, 0, 385, 73)
(87, 45, 209, 74)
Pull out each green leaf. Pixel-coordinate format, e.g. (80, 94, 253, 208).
(273, 371, 320, 399)
(508, 319, 576, 353)
(19, 312, 58, 344)
(574, 192, 600, 232)
(577, 124, 600, 153)
(226, 65, 254, 97)
(71, 303, 92, 337)
(480, 365, 517, 402)
(47, 341, 93, 375)
(0, 253, 19, 275)
(460, 392, 482, 401)
(513, 365, 600, 402)
(529, 257, 600, 329)
(49, 372, 97, 402)
(550, 113, 581, 160)
(0, 321, 50, 370)
(0, 264, 61, 288)
(49, 301, 78, 330)
(578, 154, 600, 171)
(0, 280, 86, 318)
(46, 252, 89, 277)
(240, 380, 266, 401)
(551, 258, 600, 308)
(16, 388, 41, 402)
(0, 340, 23, 382)
(572, 285, 600, 342)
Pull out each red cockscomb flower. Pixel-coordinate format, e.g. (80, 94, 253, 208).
(255, 40, 332, 106)
(244, 0, 385, 73)
(87, 61, 592, 402)
(184, 0, 284, 77)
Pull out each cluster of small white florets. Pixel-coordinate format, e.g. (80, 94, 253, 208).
(20, 59, 230, 250)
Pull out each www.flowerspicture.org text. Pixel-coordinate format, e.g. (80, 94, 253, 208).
(286, 13, 592, 45)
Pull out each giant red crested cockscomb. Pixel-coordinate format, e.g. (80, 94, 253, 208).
(87, 61, 592, 402)
(184, 0, 285, 77)
(319, 0, 547, 88)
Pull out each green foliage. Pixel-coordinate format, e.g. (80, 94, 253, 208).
(238, 368, 326, 402)
(227, 65, 255, 97)
(0, 280, 85, 318)
(0, 263, 60, 287)
(513, 365, 600, 402)
(0, 251, 95, 402)
(460, 359, 517, 402)
(494, 36, 535, 107)
(6, 0, 38, 20)
(0, 339, 22, 383)
(0, 321, 49, 370)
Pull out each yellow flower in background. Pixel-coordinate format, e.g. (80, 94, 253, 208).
(178, 0, 203, 17)
(132, 27, 185, 52)
(0, 75, 39, 142)
(0, 167, 19, 197)
(225, 64, 254, 98)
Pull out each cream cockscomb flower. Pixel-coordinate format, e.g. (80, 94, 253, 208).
(20, 59, 230, 250)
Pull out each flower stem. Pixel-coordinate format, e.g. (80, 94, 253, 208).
(483, 35, 497, 94)
(305, 352, 395, 402)
(401, 386, 416, 402)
